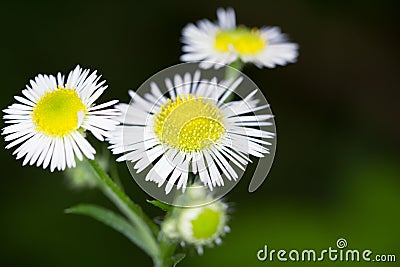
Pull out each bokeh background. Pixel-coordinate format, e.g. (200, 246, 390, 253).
(1, 0, 399, 266)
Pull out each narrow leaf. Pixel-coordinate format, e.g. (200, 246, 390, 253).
(172, 253, 186, 267)
(66, 204, 156, 258)
(147, 199, 173, 212)
(87, 160, 159, 258)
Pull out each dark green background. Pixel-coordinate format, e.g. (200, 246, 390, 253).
(1, 1, 399, 266)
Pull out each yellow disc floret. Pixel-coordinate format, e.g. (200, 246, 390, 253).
(32, 86, 86, 137)
(154, 94, 225, 152)
(214, 27, 266, 55)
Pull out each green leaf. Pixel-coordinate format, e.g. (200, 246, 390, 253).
(171, 253, 186, 267)
(87, 160, 160, 259)
(147, 199, 173, 212)
(88, 160, 158, 233)
(66, 204, 156, 257)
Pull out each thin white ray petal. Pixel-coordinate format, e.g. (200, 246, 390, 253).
(88, 100, 119, 111)
(71, 132, 95, 160)
(36, 136, 52, 167)
(178, 158, 190, 192)
(204, 150, 223, 186)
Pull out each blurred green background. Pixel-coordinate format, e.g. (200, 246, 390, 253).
(1, 0, 399, 266)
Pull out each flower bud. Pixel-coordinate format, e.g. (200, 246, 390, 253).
(161, 186, 230, 254)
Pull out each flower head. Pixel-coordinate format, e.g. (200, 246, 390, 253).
(161, 186, 230, 255)
(181, 7, 299, 69)
(108, 69, 274, 193)
(2, 65, 119, 171)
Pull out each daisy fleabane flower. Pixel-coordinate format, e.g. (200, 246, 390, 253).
(108, 70, 274, 194)
(2, 65, 120, 171)
(181, 7, 299, 69)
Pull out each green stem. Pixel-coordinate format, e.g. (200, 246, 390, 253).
(87, 160, 160, 260)
(86, 160, 183, 266)
(225, 59, 244, 81)
(224, 59, 245, 103)
(102, 145, 124, 191)
(154, 236, 178, 267)
(66, 204, 156, 257)
(109, 159, 124, 191)
(89, 160, 158, 234)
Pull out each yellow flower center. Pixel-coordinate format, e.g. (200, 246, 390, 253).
(214, 27, 266, 55)
(191, 208, 221, 240)
(31, 86, 87, 137)
(154, 94, 225, 152)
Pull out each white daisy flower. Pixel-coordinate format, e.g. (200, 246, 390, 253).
(109, 70, 274, 194)
(181, 7, 299, 69)
(2, 65, 120, 171)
